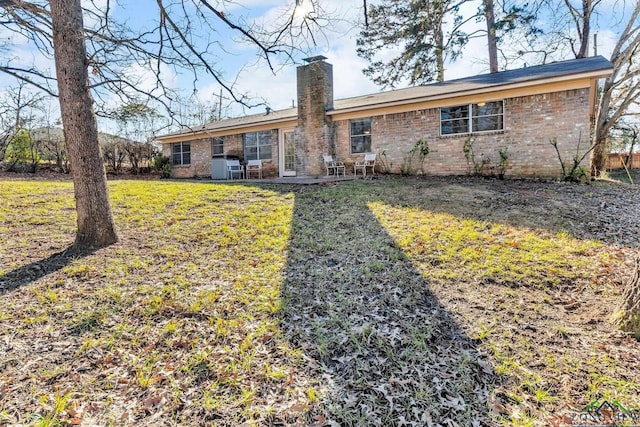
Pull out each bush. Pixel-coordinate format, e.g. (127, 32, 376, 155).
(5, 129, 39, 172)
(153, 155, 172, 178)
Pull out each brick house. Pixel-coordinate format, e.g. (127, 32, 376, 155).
(156, 55, 613, 179)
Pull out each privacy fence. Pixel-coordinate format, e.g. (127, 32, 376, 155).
(606, 152, 640, 170)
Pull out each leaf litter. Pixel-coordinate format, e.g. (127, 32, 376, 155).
(0, 175, 639, 426)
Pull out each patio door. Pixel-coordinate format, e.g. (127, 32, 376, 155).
(280, 129, 296, 177)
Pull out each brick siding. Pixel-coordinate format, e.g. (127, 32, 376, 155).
(295, 61, 335, 176)
(334, 88, 591, 178)
(162, 132, 279, 179)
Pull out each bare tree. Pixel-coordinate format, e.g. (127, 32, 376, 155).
(504, 1, 640, 176)
(0, 81, 46, 162)
(563, 0, 602, 58)
(1, 0, 325, 249)
(34, 127, 68, 173)
(591, 2, 640, 176)
(612, 255, 640, 340)
(50, 0, 118, 249)
(101, 136, 127, 175)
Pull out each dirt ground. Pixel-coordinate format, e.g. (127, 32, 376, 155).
(1, 171, 639, 426)
(410, 174, 640, 249)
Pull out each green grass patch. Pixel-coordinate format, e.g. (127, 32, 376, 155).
(0, 177, 637, 426)
(370, 202, 604, 288)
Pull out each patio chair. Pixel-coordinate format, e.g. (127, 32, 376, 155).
(323, 154, 345, 177)
(354, 153, 376, 177)
(227, 159, 245, 180)
(246, 159, 262, 179)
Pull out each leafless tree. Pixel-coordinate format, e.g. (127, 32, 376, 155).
(612, 255, 640, 340)
(591, 2, 640, 176)
(499, 0, 640, 177)
(0, 0, 326, 249)
(0, 81, 46, 162)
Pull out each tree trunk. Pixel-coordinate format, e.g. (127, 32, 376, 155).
(576, 0, 591, 58)
(484, 0, 498, 73)
(590, 132, 608, 177)
(591, 75, 614, 176)
(50, 0, 118, 249)
(612, 256, 640, 340)
(435, 23, 445, 82)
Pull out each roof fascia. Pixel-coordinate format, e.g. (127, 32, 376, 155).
(157, 117, 298, 143)
(328, 71, 610, 119)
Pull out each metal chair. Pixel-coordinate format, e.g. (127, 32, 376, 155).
(354, 153, 376, 177)
(323, 154, 345, 177)
(246, 159, 262, 179)
(226, 159, 245, 179)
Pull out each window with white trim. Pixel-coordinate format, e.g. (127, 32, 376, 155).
(350, 118, 372, 153)
(244, 131, 272, 161)
(440, 101, 504, 135)
(171, 142, 191, 166)
(211, 137, 224, 156)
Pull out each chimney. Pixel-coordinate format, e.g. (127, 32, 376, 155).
(295, 56, 334, 176)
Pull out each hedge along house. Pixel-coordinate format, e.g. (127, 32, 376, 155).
(156, 55, 613, 179)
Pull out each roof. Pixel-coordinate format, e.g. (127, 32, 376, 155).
(158, 107, 297, 139)
(157, 56, 613, 141)
(331, 55, 612, 113)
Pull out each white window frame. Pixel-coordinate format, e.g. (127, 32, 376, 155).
(244, 131, 273, 161)
(350, 118, 372, 154)
(440, 101, 504, 136)
(171, 142, 191, 166)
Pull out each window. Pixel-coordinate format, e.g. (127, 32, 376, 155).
(350, 118, 372, 153)
(211, 137, 224, 156)
(244, 131, 273, 161)
(441, 101, 504, 135)
(172, 142, 190, 166)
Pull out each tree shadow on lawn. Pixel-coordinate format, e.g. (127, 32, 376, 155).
(269, 177, 640, 426)
(278, 183, 497, 426)
(0, 245, 94, 294)
(388, 175, 639, 250)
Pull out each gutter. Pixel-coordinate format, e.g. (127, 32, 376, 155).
(326, 68, 613, 116)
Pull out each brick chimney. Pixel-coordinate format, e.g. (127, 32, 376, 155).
(295, 56, 334, 176)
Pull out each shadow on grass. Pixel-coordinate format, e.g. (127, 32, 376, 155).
(276, 182, 497, 425)
(0, 246, 94, 294)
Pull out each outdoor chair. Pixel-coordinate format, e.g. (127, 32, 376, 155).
(246, 159, 263, 179)
(226, 159, 245, 180)
(323, 154, 345, 177)
(354, 153, 376, 177)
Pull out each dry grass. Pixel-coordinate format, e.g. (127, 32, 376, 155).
(1, 176, 639, 426)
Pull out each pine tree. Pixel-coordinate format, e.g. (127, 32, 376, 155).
(357, 0, 467, 86)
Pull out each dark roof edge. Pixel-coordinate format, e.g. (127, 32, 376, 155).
(156, 110, 297, 140)
(157, 56, 613, 140)
(328, 56, 613, 114)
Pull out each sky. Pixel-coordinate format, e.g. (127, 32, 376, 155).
(158, 0, 496, 116)
(105, 0, 560, 120)
(144, 0, 622, 118)
(0, 0, 628, 134)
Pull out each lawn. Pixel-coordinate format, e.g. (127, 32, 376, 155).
(0, 177, 639, 426)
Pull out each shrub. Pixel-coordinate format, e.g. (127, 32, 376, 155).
(153, 155, 172, 178)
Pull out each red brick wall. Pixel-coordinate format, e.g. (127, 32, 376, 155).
(163, 132, 281, 179)
(334, 88, 591, 178)
(296, 61, 334, 176)
(163, 138, 210, 179)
